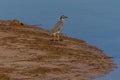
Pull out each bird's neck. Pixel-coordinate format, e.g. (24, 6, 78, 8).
(60, 18, 65, 22)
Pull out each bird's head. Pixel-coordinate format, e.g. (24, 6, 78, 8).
(60, 15, 68, 20)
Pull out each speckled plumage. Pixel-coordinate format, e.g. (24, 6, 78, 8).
(50, 15, 68, 41)
(51, 21, 64, 34)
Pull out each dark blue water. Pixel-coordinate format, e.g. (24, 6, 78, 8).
(0, 0, 120, 80)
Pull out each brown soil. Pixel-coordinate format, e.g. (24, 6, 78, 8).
(0, 25, 116, 80)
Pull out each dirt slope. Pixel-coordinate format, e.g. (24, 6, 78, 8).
(0, 25, 116, 80)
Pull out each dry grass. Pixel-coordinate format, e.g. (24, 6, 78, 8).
(0, 67, 15, 73)
(0, 74, 10, 80)
(0, 67, 14, 80)
(25, 67, 63, 75)
(0, 25, 116, 80)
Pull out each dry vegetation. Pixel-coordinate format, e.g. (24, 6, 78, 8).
(0, 24, 116, 80)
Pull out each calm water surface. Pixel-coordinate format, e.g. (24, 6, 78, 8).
(0, 0, 120, 80)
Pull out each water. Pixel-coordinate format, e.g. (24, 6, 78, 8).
(0, 0, 120, 80)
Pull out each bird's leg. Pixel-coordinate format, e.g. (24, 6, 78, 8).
(55, 34, 58, 41)
(57, 33, 60, 41)
(52, 33, 61, 41)
(53, 33, 56, 41)
(57, 34, 60, 41)
(54, 34, 57, 41)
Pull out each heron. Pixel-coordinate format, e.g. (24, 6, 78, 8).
(50, 15, 68, 41)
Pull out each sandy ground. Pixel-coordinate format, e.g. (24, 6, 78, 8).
(0, 25, 116, 80)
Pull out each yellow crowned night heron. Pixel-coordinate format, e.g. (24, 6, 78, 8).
(51, 15, 68, 41)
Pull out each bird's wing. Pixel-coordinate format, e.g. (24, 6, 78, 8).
(51, 21, 63, 33)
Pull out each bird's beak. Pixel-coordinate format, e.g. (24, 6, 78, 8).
(65, 16, 68, 18)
